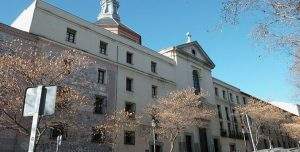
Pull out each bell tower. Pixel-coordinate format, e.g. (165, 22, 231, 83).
(96, 0, 142, 44)
(97, 0, 120, 22)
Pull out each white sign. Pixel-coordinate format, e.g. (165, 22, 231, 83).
(23, 86, 57, 116)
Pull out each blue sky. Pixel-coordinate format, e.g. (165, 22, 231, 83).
(0, 0, 297, 103)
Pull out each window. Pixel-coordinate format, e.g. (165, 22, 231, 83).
(236, 96, 240, 104)
(185, 135, 193, 152)
(100, 41, 108, 55)
(222, 90, 226, 99)
(66, 28, 76, 43)
(50, 124, 67, 140)
(94, 96, 106, 114)
(126, 52, 133, 64)
(225, 107, 230, 120)
(217, 105, 222, 119)
(125, 102, 136, 118)
(229, 93, 233, 102)
(192, 49, 196, 56)
(151, 61, 157, 73)
(234, 124, 238, 134)
(124, 131, 135, 145)
(126, 77, 133, 92)
(219, 121, 224, 130)
(152, 85, 158, 98)
(98, 69, 106, 84)
(192, 70, 200, 94)
(229, 144, 236, 152)
(213, 138, 220, 152)
(232, 109, 237, 123)
(91, 127, 105, 143)
(243, 97, 247, 104)
(215, 87, 219, 97)
(227, 123, 231, 132)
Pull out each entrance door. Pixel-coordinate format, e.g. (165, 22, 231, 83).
(185, 135, 193, 152)
(213, 138, 220, 152)
(199, 128, 209, 152)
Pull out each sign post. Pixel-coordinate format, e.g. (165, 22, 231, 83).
(23, 85, 57, 152)
(56, 135, 62, 152)
(28, 86, 43, 152)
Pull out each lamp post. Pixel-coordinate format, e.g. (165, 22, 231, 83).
(151, 119, 156, 152)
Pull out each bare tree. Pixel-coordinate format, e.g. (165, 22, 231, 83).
(145, 88, 216, 152)
(282, 116, 300, 142)
(221, 0, 300, 54)
(237, 98, 292, 148)
(221, 0, 300, 96)
(0, 36, 97, 149)
(94, 110, 141, 152)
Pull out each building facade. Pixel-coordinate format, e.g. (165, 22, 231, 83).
(270, 102, 300, 116)
(0, 0, 298, 151)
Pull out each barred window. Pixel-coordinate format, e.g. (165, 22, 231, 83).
(124, 131, 135, 145)
(66, 28, 76, 43)
(100, 41, 107, 55)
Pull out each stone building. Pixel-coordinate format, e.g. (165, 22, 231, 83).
(0, 0, 298, 151)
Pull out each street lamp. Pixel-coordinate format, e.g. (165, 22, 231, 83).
(151, 119, 157, 152)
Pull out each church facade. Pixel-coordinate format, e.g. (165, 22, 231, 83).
(2, 0, 298, 151)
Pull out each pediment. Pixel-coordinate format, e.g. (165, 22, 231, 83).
(175, 41, 215, 69)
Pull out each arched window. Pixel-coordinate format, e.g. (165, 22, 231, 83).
(192, 49, 196, 56)
(192, 70, 200, 93)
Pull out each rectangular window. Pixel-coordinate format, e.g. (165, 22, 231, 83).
(125, 102, 136, 118)
(232, 109, 237, 123)
(225, 107, 230, 120)
(236, 96, 240, 104)
(217, 105, 222, 119)
(124, 131, 135, 145)
(94, 96, 106, 114)
(126, 77, 133, 92)
(229, 144, 236, 152)
(215, 87, 219, 97)
(126, 52, 133, 64)
(151, 61, 157, 73)
(66, 28, 76, 43)
(100, 41, 108, 55)
(98, 69, 106, 84)
(227, 122, 231, 132)
(219, 121, 224, 130)
(222, 90, 226, 99)
(152, 85, 158, 98)
(91, 127, 105, 143)
(243, 97, 247, 104)
(229, 93, 233, 102)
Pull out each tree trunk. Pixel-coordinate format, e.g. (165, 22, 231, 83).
(268, 137, 272, 149)
(169, 141, 175, 152)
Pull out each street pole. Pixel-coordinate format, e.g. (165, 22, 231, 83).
(246, 114, 257, 152)
(28, 86, 43, 152)
(56, 135, 62, 152)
